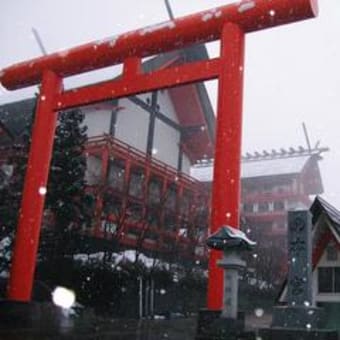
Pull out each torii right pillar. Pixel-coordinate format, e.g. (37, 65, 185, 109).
(207, 0, 319, 312)
(208, 22, 245, 311)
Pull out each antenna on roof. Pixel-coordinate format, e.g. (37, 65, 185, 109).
(31, 27, 47, 56)
(315, 140, 321, 149)
(302, 122, 312, 152)
(164, 0, 175, 20)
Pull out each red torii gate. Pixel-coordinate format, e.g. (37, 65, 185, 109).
(0, 0, 318, 310)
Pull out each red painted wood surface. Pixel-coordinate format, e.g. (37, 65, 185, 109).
(0, 0, 317, 90)
(207, 23, 245, 310)
(7, 71, 62, 301)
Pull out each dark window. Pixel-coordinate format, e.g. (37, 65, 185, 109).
(335, 268, 340, 293)
(274, 201, 285, 211)
(258, 202, 269, 212)
(129, 170, 144, 198)
(107, 161, 125, 191)
(318, 267, 340, 293)
(243, 203, 253, 213)
(263, 184, 271, 193)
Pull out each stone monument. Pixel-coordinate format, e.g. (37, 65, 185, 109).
(259, 210, 338, 340)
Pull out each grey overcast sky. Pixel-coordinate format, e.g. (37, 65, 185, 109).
(0, 0, 340, 206)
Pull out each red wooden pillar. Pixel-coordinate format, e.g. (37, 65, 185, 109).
(175, 183, 184, 233)
(8, 70, 62, 301)
(207, 23, 245, 310)
(160, 178, 168, 227)
(94, 146, 110, 237)
(142, 164, 151, 218)
(117, 158, 131, 238)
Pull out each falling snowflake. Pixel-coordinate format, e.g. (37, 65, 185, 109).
(52, 286, 75, 309)
(254, 308, 264, 317)
(269, 9, 276, 17)
(39, 187, 47, 195)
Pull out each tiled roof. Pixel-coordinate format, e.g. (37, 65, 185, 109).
(310, 196, 340, 238)
(191, 155, 312, 182)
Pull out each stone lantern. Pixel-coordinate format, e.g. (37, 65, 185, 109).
(206, 226, 256, 319)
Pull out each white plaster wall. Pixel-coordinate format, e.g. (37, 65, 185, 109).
(157, 90, 194, 174)
(81, 92, 193, 175)
(153, 118, 180, 169)
(115, 97, 149, 153)
(182, 154, 191, 175)
(83, 109, 111, 137)
(157, 90, 179, 123)
(313, 246, 340, 303)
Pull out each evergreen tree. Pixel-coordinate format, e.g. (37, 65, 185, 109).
(45, 109, 88, 261)
(0, 113, 32, 275)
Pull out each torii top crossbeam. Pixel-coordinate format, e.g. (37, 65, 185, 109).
(1, 0, 317, 90)
(0, 0, 318, 310)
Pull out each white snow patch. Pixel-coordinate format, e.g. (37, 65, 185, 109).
(215, 10, 222, 18)
(112, 250, 159, 268)
(202, 9, 223, 22)
(179, 228, 187, 236)
(226, 226, 256, 246)
(238, 1, 255, 13)
(0, 237, 11, 251)
(74, 250, 173, 270)
(202, 13, 214, 22)
(58, 50, 69, 58)
(140, 21, 175, 36)
(97, 35, 118, 47)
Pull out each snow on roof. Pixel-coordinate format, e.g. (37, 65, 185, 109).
(74, 250, 169, 269)
(190, 155, 311, 182)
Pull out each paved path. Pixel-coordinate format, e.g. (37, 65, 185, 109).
(0, 313, 273, 339)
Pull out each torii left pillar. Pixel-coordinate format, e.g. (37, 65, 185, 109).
(7, 71, 62, 301)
